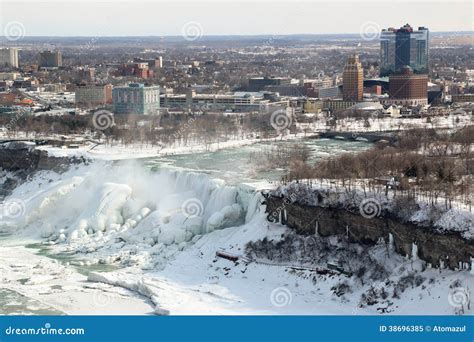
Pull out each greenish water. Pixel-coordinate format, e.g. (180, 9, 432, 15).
(25, 243, 118, 277)
(0, 227, 13, 240)
(141, 138, 371, 184)
(0, 289, 64, 315)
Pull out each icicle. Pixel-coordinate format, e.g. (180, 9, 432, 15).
(471, 258, 474, 275)
(314, 221, 319, 236)
(388, 233, 394, 255)
(411, 242, 418, 261)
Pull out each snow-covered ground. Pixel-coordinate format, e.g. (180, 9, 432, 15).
(38, 136, 270, 160)
(3, 133, 303, 161)
(1, 159, 472, 315)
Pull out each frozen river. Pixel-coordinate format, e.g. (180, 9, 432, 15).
(142, 138, 371, 184)
(0, 138, 372, 315)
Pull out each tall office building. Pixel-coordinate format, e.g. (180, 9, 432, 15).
(0, 48, 19, 68)
(380, 24, 429, 76)
(113, 83, 160, 115)
(38, 50, 63, 68)
(342, 54, 364, 101)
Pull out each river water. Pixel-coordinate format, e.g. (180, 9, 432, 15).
(142, 138, 371, 184)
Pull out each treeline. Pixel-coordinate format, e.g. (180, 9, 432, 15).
(0, 111, 288, 148)
(285, 126, 474, 208)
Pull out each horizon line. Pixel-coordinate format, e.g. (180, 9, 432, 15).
(1, 31, 472, 39)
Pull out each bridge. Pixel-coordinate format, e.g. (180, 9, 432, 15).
(0, 138, 102, 147)
(315, 131, 398, 144)
(0, 138, 51, 145)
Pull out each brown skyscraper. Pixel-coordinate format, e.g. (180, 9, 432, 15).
(388, 66, 428, 106)
(343, 54, 364, 101)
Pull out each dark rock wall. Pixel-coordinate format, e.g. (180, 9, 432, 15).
(0, 146, 79, 172)
(0, 144, 86, 197)
(265, 195, 474, 270)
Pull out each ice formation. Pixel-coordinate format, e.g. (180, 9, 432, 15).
(2, 161, 252, 252)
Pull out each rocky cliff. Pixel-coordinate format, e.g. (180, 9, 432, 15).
(264, 194, 474, 270)
(0, 142, 86, 197)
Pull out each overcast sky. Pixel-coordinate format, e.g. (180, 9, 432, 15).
(1, 0, 472, 37)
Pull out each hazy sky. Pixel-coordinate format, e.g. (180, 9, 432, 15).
(1, 0, 472, 36)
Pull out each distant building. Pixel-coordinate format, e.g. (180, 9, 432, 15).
(0, 48, 19, 68)
(380, 24, 429, 76)
(117, 62, 153, 79)
(160, 90, 285, 113)
(134, 56, 162, 69)
(264, 85, 307, 97)
(303, 99, 324, 113)
(42, 84, 67, 93)
(38, 50, 62, 68)
(343, 54, 364, 101)
(303, 77, 333, 89)
(452, 94, 474, 103)
(323, 100, 357, 112)
(387, 66, 428, 106)
(0, 72, 20, 81)
(0, 93, 18, 106)
(75, 84, 113, 108)
(318, 86, 341, 99)
(113, 83, 160, 115)
(363, 77, 390, 93)
(12, 78, 38, 90)
(248, 77, 291, 92)
(364, 85, 382, 95)
(77, 67, 95, 82)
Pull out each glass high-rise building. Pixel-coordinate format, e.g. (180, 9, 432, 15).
(380, 24, 429, 76)
(113, 83, 160, 115)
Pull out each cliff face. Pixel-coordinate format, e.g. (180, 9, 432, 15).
(264, 195, 474, 270)
(0, 143, 85, 197)
(0, 144, 79, 172)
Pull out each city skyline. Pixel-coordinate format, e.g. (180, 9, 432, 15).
(1, 1, 472, 37)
